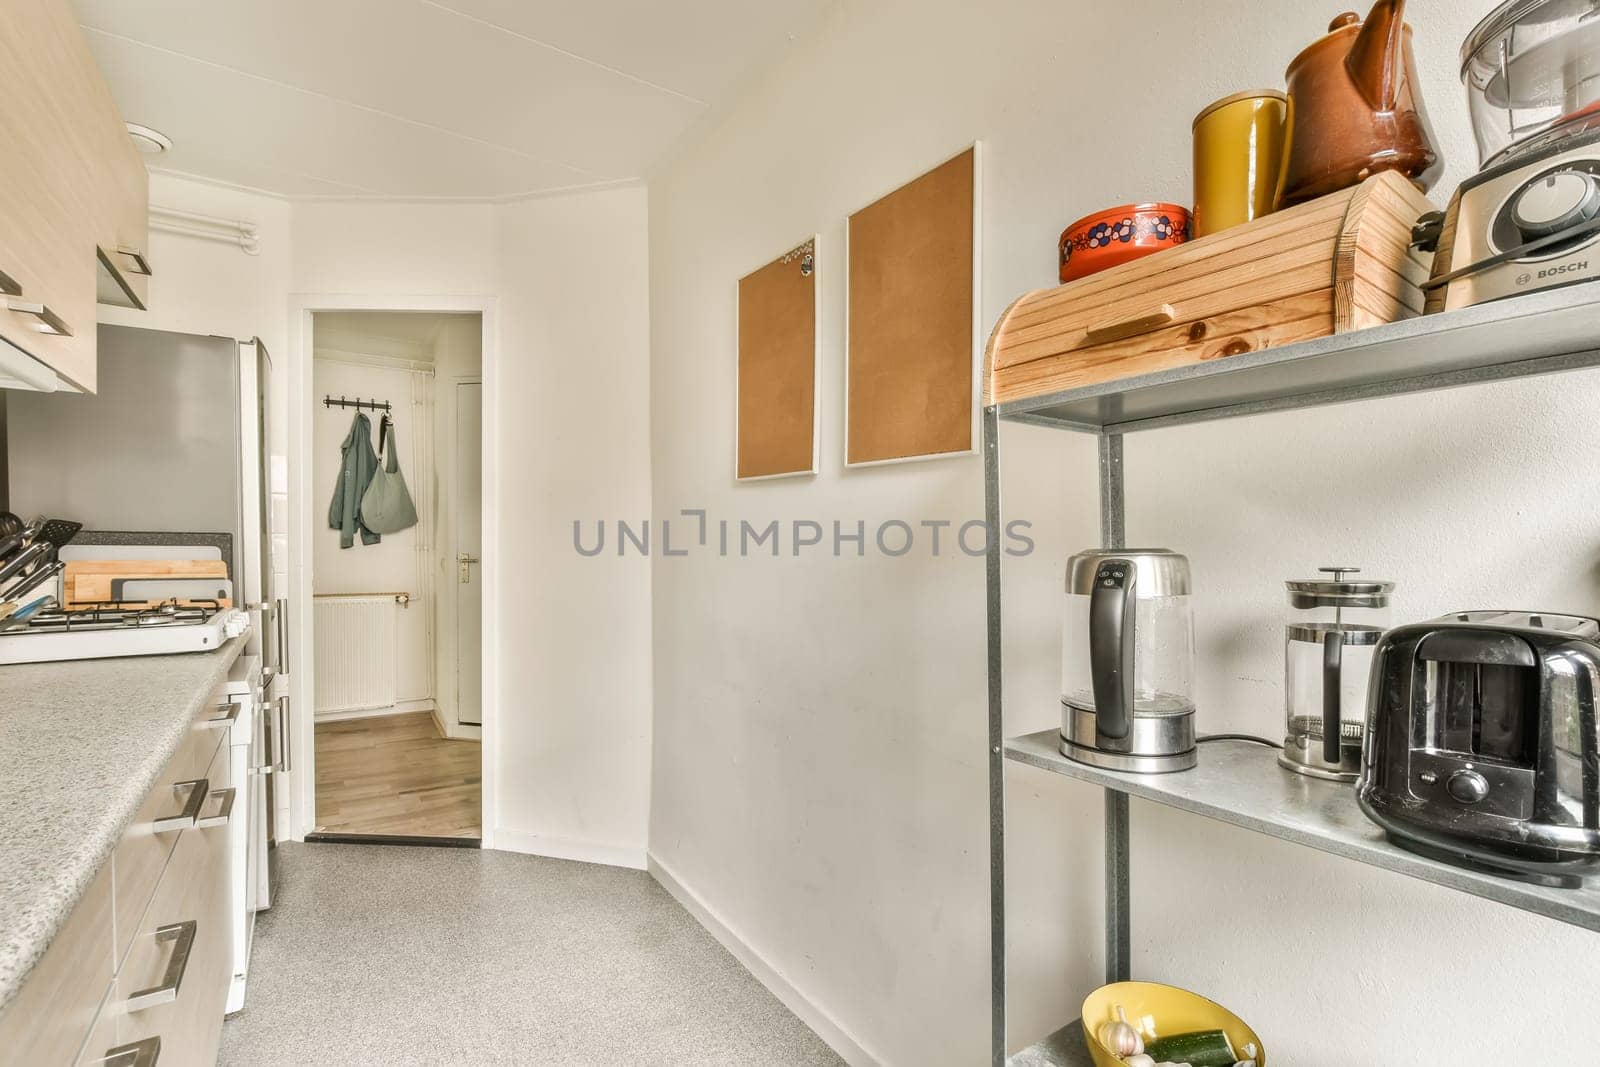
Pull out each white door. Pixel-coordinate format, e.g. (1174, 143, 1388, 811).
(455, 381, 483, 727)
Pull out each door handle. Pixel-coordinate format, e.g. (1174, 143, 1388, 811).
(196, 787, 236, 829)
(114, 246, 152, 276)
(125, 920, 198, 1011)
(205, 697, 243, 729)
(100, 1036, 161, 1066)
(275, 597, 289, 675)
(152, 779, 209, 833)
(4, 297, 71, 336)
(276, 695, 292, 774)
(457, 554, 480, 584)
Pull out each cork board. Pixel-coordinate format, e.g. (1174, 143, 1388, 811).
(846, 146, 978, 466)
(737, 238, 819, 480)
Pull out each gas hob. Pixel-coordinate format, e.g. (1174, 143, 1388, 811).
(0, 601, 249, 665)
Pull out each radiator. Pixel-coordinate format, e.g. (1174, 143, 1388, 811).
(313, 595, 399, 717)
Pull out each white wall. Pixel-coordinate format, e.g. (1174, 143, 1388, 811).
(98, 177, 652, 862)
(493, 189, 654, 865)
(291, 189, 652, 857)
(99, 172, 293, 360)
(646, 2, 1600, 1065)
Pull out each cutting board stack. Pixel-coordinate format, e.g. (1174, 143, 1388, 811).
(985, 170, 1436, 406)
(62, 559, 232, 609)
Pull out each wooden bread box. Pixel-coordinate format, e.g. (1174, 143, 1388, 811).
(985, 171, 1436, 406)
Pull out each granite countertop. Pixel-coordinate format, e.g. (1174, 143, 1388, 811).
(0, 637, 248, 1014)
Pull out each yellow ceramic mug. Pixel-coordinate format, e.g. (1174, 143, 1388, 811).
(1192, 89, 1289, 238)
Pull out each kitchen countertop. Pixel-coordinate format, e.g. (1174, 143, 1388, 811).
(0, 636, 247, 1014)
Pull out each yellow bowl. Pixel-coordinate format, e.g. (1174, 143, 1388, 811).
(1081, 981, 1265, 1066)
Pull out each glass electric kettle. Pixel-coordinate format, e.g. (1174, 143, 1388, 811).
(1060, 548, 1197, 773)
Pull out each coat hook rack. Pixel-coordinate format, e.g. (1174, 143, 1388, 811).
(322, 395, 392, 413)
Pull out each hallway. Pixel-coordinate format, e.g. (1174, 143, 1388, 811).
(314, 712, 481, 838)
(219, 844, 844, 1066)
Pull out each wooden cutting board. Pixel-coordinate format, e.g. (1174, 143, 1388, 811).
(63, 560, 231, 609)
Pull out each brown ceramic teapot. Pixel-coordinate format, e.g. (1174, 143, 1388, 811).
(1279, 0, 1442, 206)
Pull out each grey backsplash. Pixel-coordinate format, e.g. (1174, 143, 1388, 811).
(4, 326, 242, 580)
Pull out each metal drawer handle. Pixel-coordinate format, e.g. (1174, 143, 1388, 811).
(276, 695, 292, 773)
(115, 246, 153, 276)
(0, 269, 19, 297)
(275, 597, 289, 675)
(100, 1036, 160, 1066)
(4, 298, 71, 336)
(196, 786, 235, 828)
(151, 778, 209, 833)
(205, 697, 243, 728)
(125, 920, 197, 1011)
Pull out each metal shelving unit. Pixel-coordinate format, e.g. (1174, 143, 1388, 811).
(984, 281, 1600, 1066)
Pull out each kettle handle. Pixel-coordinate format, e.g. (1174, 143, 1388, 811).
(1089, 562, 1136, 741)
(1345, 0, 1406, 112)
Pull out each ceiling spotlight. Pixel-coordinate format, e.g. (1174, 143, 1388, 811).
(125, 122, 172, 155)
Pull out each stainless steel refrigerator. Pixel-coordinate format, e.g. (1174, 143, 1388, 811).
(6, 324, 289, 910)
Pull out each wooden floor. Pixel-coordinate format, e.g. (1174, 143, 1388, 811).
(313, 711, 481, 839)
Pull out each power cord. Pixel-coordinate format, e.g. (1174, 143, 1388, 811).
(1198, 733, 1283, 749)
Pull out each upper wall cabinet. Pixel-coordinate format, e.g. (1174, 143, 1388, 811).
(0, 0, 150, 393)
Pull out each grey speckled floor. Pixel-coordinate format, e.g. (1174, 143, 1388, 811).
(220, 844, 845, 1067)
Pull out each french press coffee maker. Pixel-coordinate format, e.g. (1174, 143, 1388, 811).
(1280, 566, 1394, 781)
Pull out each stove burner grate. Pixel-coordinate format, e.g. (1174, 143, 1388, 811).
(9, 599, 225, 634)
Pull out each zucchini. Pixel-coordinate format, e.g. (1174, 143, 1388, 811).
(1143, 1028, 1238, 1067)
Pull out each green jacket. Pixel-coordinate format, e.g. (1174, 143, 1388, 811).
(328, 413, 381, 548)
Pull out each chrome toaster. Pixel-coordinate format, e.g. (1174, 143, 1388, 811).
(1357, 611, 1600, 887)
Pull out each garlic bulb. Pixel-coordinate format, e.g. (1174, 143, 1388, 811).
(1123, 1056, 1156, 1067)
(1096, 1005, 1144, 1058)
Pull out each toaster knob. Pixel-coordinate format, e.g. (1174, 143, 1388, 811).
(1445, 769, 1490, 805)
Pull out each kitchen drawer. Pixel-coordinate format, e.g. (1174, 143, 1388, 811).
(0, 864, 114, 1067)
(113, 741, 233, 1067)
(72, 985, 120, 1067)
(111, 686, 233, 970)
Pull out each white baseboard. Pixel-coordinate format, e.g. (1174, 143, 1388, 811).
(647, 854, 880, 1067)
(429, 703, 482, 741)
(492, 828, 646, 871)
(315, 698, 433, 723)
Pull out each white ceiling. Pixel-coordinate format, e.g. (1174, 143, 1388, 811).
(71, 0, 824, 200)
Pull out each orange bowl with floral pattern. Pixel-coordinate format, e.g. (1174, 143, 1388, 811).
(1058, 202, 1191, 283)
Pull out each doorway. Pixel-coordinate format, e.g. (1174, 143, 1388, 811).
(302, 310, 485, 843)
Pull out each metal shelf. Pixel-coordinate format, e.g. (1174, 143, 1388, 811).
(984, 285, 1600, 1065)
(997, 282, 1600, 434)
(1006, 731, 1600, 933)
(1008, 1021, 1091, 1067)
